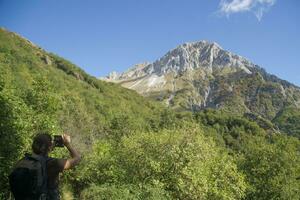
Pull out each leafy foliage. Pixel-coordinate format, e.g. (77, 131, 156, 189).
(80, 184, 171, 200)
(273, 106, 300, 138)
(240, 135, 300, 199)
(73, 127, 246, 200)
(0, 86, 30, 199)
(193, 109, 265, 151)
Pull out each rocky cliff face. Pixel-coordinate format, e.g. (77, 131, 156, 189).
(103, 41, 300, 120)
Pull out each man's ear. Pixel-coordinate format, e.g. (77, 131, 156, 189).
(48, 144, 53, 152)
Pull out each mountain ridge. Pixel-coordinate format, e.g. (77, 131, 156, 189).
(103, 40, 300, 123)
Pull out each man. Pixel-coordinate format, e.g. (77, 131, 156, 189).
(45, 133, 81, 200)
(12, 133, 81, 200)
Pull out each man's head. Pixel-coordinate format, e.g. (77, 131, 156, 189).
(32, 133, 53, 156)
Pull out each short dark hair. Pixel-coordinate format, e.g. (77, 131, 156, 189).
(32, 133, 52, 155)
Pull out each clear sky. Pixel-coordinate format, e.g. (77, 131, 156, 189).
(0, 0, 299, 85)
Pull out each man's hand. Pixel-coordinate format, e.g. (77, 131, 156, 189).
(62, 133, 71, 146)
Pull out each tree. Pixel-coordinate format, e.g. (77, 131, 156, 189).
(0, 88, 32, 199)
(74, 125, 247, 200)
(240, 135, 300, 199)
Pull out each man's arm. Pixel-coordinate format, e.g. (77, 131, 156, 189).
(57, 134, 81, 170)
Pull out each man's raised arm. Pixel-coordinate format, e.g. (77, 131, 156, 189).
(58, 133, 81, 170)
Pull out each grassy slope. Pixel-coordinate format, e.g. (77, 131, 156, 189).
(0, 28, 165, 147)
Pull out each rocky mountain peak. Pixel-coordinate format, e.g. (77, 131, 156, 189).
(152, 40, 254, 75)
(104, 41, 255, 82)
(148, 40, 226, 75)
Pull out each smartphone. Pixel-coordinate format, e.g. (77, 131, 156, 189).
(53, 135, 64, 147)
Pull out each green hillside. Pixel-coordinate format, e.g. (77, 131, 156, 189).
(0, 28, 178, 146)
(1, 28, 299, 200)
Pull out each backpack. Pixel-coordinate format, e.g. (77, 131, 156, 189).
(9, 153, 50, 200)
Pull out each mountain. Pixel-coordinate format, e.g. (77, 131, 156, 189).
(103, 41, 300, 128)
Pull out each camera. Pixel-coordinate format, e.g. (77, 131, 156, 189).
(53, 135, 64, 147)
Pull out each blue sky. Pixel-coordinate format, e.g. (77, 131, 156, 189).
(0, 0, 299, 85)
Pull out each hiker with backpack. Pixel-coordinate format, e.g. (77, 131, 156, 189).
(9, 133, 81, 200)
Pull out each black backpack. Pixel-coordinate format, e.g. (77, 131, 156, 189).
(9, 154, 49, 200)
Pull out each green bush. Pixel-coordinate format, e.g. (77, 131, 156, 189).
(273, 106, 300, 138)
(239, 135, 300, 199)
(0, 88, 31, 199)
(80, 184, 171, 200)
(75, 126, 247, 200)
